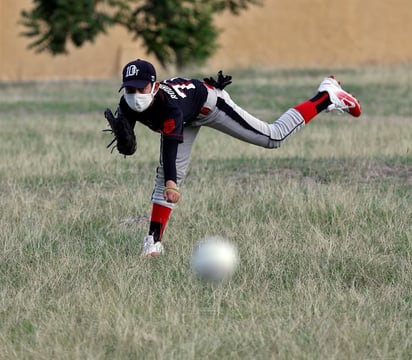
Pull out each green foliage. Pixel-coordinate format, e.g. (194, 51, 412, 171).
(20, 0, 113, 54)
(20, 0, 262, 69)
(125, 1, 218, 69)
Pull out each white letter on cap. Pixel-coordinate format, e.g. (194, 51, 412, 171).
(126, 65, 138, 77)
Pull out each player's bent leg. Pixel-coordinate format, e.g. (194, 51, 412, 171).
(143, 126, 200, 256)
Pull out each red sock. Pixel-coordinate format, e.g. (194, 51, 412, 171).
(294, 92, 330, 123)
(149, 204, 172, 242)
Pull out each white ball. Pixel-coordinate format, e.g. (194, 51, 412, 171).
(191, 236, 239, 282)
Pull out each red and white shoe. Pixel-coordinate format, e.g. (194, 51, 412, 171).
(141, 235, 163, 257)
(318, 76, 361, 117)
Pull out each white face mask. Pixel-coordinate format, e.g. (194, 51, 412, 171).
(124, 84, 157, 112)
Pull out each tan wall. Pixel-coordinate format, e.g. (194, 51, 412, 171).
(1, 0, 412, 81)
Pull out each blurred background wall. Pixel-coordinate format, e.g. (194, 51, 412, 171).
(1, 0, 412, 81)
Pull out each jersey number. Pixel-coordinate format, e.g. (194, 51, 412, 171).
(170, 83, 195, 98)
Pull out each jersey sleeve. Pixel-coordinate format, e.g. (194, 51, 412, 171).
(159, 107, 184, 143)
(162, 137, 179, 184)
(159, 106, 184, 183)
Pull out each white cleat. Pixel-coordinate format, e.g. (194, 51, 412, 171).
(318, 76, 361, 117)
(141, 235, 164, 257)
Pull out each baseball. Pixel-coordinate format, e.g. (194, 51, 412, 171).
(191, 236, 239, 282)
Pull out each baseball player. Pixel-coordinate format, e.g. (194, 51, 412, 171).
(104, 59, 361, 257)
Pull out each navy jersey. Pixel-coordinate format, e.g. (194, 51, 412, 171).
(119, 78, 208, 184)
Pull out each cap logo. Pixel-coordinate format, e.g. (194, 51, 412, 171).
(125, 65, 139, 78)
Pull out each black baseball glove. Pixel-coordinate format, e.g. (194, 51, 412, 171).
(103, 107, 136, 156)
(203, 70, 232, 90)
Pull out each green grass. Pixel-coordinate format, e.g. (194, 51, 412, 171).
(0, 66, 411, 359)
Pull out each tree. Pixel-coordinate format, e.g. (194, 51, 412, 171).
(20, 0, 262, 69)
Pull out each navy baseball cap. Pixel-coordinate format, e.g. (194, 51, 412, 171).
(119, 59, 156, 90)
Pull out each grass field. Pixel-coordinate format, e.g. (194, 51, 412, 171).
(0, 66, 411, 359)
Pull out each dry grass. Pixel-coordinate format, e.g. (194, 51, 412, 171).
(0, 66, 411, 359)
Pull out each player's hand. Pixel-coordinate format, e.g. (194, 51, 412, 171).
(203, 70, 232, 90)
(163, 180, 180, 203)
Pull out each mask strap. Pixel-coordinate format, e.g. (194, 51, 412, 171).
(150, 82, 158, 96)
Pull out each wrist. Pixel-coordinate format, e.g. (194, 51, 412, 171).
(164, 180, 179, 193)
(165, 180, 177, 187)
(163, 186, 180, 194)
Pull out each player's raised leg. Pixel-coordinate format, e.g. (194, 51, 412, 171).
(198, 76, 361, 150)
